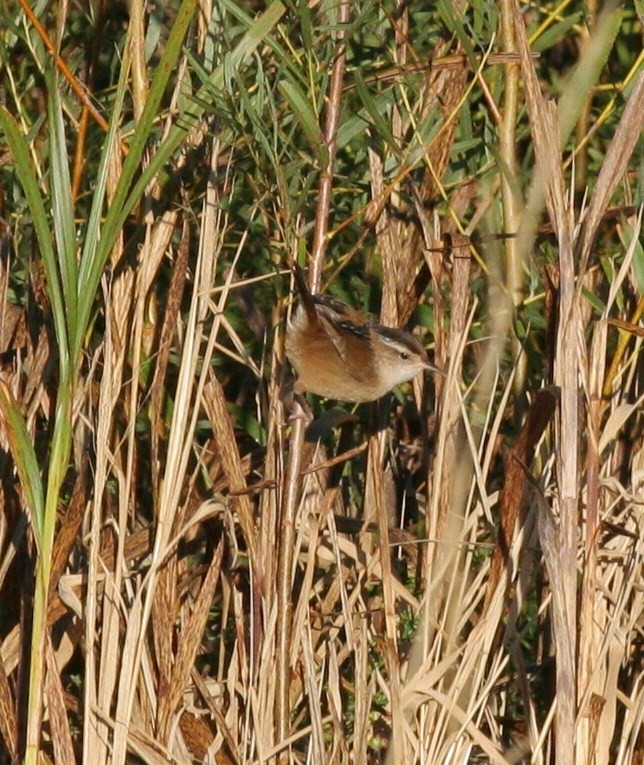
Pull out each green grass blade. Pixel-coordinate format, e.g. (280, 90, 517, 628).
(0, 383, 45, 545)
(0, 107, 69, 367)
(354, 70, 399, 154)
(557, 7, 624, 143)
(47, 69, 78, 358)
(278, 79, 324, 159)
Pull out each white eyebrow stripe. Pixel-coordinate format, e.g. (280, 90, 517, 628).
(379, 335, 405, 348)
(377, 331, 421, 352)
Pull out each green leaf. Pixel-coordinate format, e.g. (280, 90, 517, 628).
(354, 70, 399, 153)
(0, 382, 44, 545)
(47, 69, 77, 369)
(436, 0, 476, 59)
(278, 79, 324, 159)
(582, 285, 606, 314)
(0, 107, 69, 369)
(532, 13, 583, 54)
(557, 8, 624, 143)
(625, 220, 644, 295)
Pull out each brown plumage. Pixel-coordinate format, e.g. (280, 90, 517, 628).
(285, 266, 441, 402)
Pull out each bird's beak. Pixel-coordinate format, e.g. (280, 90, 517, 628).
(424, 359, 446, 376)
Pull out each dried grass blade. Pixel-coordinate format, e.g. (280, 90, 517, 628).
(158, 539, 224, 741)
(0, 649, 17, 762)
(577, 72, 644, 270)
(351, 620, 372, 765)
(152, 559, 178, 743)
(483, 387, 558, 614)
(149, 220, 190, 499)
(203, 371, 259, 568)
(45, 634, 75, 765)
(178, 711, 216, 762)
(301, 619, 326, 760)
(515, 10, 581, 764)
(47, 459, 88, 603)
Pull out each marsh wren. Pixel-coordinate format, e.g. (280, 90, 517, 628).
(285, 266, 441, 403)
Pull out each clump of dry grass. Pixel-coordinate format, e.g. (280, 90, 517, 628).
(0, 1, 642, 764)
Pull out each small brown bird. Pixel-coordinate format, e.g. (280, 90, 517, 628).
(285, 266, 441, 402)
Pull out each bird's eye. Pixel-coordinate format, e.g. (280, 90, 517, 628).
(400, 351, 410, 360)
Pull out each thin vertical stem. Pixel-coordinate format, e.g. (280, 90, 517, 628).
(499, 0, 527, 403)
(309, 0, 350, 290)
(275, 404, 305, 760)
